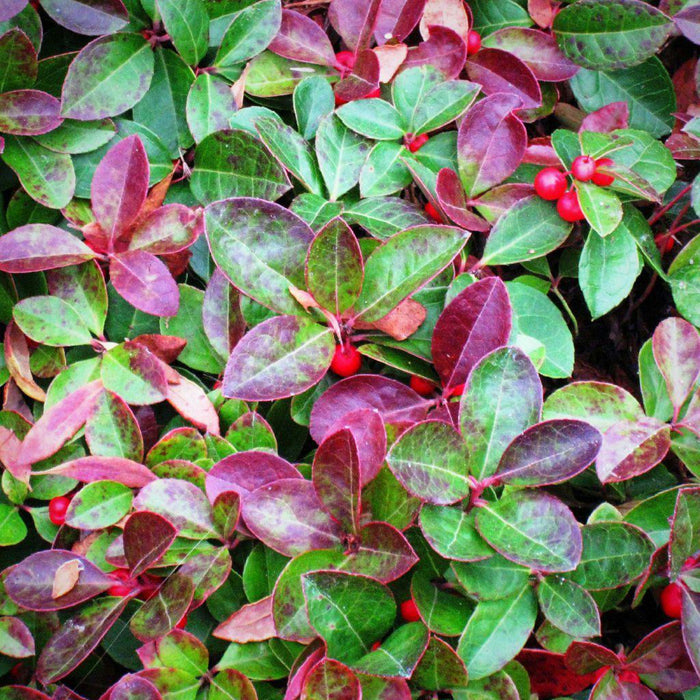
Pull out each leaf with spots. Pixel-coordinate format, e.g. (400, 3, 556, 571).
(130, 573, 194, 642)
(13, 295, 93, 346)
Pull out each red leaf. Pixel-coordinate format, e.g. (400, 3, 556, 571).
(213, 595, 277, 643)
(163, 365, 220, 435)
(91, 134, 149, 241)
(580, 101, 630, 133)
(466, 48, 542, 110)
(110, 250, 179, 317)
(328, 0, 382, 52)
(375, 0, 427, 45)
(518, 649, 602, 699)
(268, 10, 336, 66)
(0, 90, 63, 135)
(436, 168, 491, 231)
(335, 49, 380, 102)
(41, 456, 157, 488)
(124, 511, 177, 577)
(4, 322, 45, 402)
(403, 25, 466, 79)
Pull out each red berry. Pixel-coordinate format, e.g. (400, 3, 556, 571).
(400, 599, 421, 622)
(571, 155, 597, 182)
(406, 133, 429, 153)
(371, 641, 381, 651)
(335, 51, 356, 73)
(654, 234, 674, 254)
(330, 344, 362, 377)
(592, 157, 615, 187)
(175, 615, 188, 630)
(661, 582, 683, 618)
(107, 569, 135, 597)
(618, 670, 641, 684)
(557, 190, 585, 222)
(424, 202, 443, 223)
(466, 30, 481, 56)
(48, 496, 71, 526)
(410, 375, 436, 396)
(534, 167, 568, 201)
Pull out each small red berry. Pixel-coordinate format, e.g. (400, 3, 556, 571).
(557, 189, 585, 222)
(48, 496, 71, 526)
(571, 155, 597, 182)
(410, 375, 436, 396)
(330, 344, 362, 377)
(618, 670, 641, 684)
(335, 51, 356, 73)
(654, 234, 674, 254)
(661, 582, 683, 619)
(371, 641, 381, 651)
(466, 30, 481, 56)
(424, 202, 443, 223)
(400, 599, 421, 622)
(592, 157, 615, 187)
(406, 133, 429, 153)
(534, 167, 568, 201)
(175, 615, 188, 629)
(107, 569, 135, 597)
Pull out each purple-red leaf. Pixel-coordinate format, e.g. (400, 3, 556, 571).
(124, 512, 177, 578)
(313, 428, 361, 534)
(0, 224, 97, 273)
(483, 28, 579, 81)
(310, 375, 428, 443)
(565, 641, 620, 674)
(40, 0, 128, 36)
(652, 317, 700, 418)
(335, 48, 381, 102)
(268, 10, 336, 66)
(465, 48, 542, 110)
(19, 380, 102, 467)
(457, 93, 527, 198)
(595, 417, 671, 483)
(403, 25, 466, 79)
(5, 551, 113, 611)
(495, 419, 602, 487)
(328, 0, 382, 52)
(202, 269, 246, 362)
(579, 101, 629, 133)
(128, 203, 198, 255)
(0, 0, 28, 21)
(302, 658, 361, 700)
(206, 451, 301, 503)
(0, 90, 62, 136)
(242, 478, 344, 556)
(375, 0, 427, 45)
(37, 597, 130, 684)
(91, 134, 149, 240)
(213, 595, 276, 643)
(40, 456, 157, 488)
(354, 521, 419, 582)
(681, 589, 700, 676)
(432, 277, 512, 392)
(626, 621, 687, 674)
(110, 250, 179, 317)
(109, 676, 162, 700)
(435, 168, 491, 231)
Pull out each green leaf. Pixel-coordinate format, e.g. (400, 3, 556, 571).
(191, 129, 291, 205)
(412, 80, 480, 135)
(132, 47, 194, 158)
(579, 227, 642, 319)
(388, 421, 471, 505)
(577, 181, 623, 237)
(316, 114, 371, 201)
(411, 570, 475, 636)
(160, 284, 223, 373)
(392, 66, 444, 131)
(537, 576, 601, 638)
(101, 343, 168, 405)
(482, 196, 572, 265)
(293, 75, 334, 140)
(186, 74, 238, 143)
(459, 346, 542, 481)
(61, 33, 155, 120)
(214, 0, 281, 68)
(344, 196, 429, 240)
(476, 490, 582, 573)
(553, 0, 672, 71)
(470, 0, 533, 35)
(255, 116, 325, 195)
(359, 142, 412, 197)
(205, 198, 313, 315)
(570, 522, 654, 590)
(0, 504, 27, 546)
(130, 573, 194, 641)
(85, 390, 143, 461)
(223, 315, 334, 401)
(570, 58, 675, 138)
(351, 622, 429, 678)
(457, 584, 537, 680)
(246, 51, 334, 98)
(35, 118, 117, 154)
(669, 244, 700, 327)
(452, 553, 531, 601)
(670, 487, 700, 579)
(14, 295, 92, 346)
(303, 571, 396, 663)
(356, 224, 467, 323)
(65, 480, 133, 529)
(420, 505, 494, 562)
(156, 0, 209, 66)
(2, 135, 75, 209)
(336, 99, 406, 140)
(306, 217, 363, 315)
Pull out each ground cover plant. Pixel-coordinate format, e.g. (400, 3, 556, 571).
(0, 0, 699, 698)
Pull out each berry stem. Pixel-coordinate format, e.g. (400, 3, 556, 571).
(648, 183, 693, 225)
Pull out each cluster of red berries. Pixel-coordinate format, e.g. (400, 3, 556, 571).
(534, 156, 615, 223)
